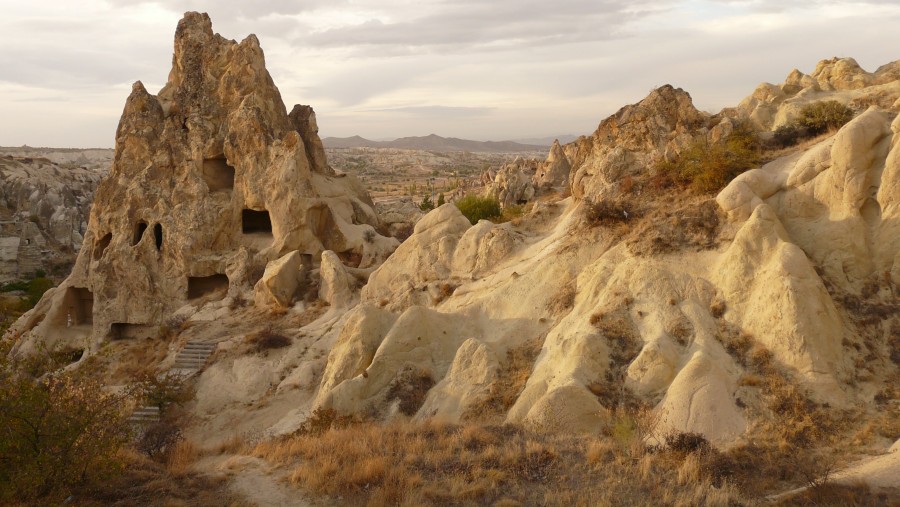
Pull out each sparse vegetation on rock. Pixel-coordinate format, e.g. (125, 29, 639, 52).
(453, 194, 502, 224)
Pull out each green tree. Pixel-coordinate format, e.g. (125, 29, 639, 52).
(454, 195, 501, 225)
(437, 193, 446, 206)
(419, 195, 435, 211)
(797, 100, 854, 136)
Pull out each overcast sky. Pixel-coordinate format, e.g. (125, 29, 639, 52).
(0, 0, 897, 148)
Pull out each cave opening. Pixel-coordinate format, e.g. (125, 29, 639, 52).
(202, 156, 235, 192)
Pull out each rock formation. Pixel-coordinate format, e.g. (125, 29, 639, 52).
(314, 60, 899, 449)
(736, 57, 900, 130)
(12, 12, 397, 353)
(0, 153, 105, 280)
(9, 15, 897, 492)
(485, 157, 538, 208)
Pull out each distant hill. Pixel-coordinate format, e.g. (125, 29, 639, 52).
(512, 135, 579, 146)
(322, 134, 548, 153)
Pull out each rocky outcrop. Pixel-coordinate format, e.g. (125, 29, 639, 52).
(486, 157, 538, 208)
(313, 65, 899, 447)
(568, 85, 707, 203)
(735, 57, 900, 130)
(532, 140, 571, 191)
(12, 12, 397, 352)
(0, 154, 105, 280)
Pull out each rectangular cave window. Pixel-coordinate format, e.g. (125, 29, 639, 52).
(153, 223, 163, 251)
(133, 221, 148, 246)
(187, 273, 229, 300)
(242, 209, 272, 234)
(61, 287, 93, 326)
(110, 323, 154, 340)
(202, 156, 235, 192)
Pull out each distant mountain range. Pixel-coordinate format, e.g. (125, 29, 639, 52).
(322, 134, 559, 153)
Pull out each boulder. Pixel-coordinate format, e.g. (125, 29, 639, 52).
(254, 250, 303, 308)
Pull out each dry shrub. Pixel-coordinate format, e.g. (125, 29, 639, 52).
(590, 309, 642, 410)
(136, 421, 183, 460)
(293, 407, 363, 437)
(583, 198, 638, 226)
(546, 281, 575, 315)
(386, 367, 435, 416)
(75, 449, 248, 506)
(216, 434, 249, 455)
(166, 439, 200, 475)
(244, 326, 291, 353)
(464, 337, 543, 420)
(251, 420, 745, 507)
(626, 198, 722, 256)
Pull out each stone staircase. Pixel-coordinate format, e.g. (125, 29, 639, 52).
(128, 341, 217, 425)
(171, 341, 217, 375)
(128, 405, 160, 425)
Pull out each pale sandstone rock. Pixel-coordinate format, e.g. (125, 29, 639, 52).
(314, 304, 397, 406)
(318, 250, 354, 308)
(318, 305, 477, 415)
(486, 157, 537, 208)
(568, 85, 707, 203)
(417, 338, 499, 422)
(254, 250, 303, 308)
(12, 12, 396, 352)
(656, 351, 746, 446)
(532, 139, 571, 191)
(716, 204, 846, 399)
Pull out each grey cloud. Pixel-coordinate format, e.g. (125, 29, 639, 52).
(106, 0, 339, 19)
(364, 105, 494, 117)
(300, 0, 671, 51)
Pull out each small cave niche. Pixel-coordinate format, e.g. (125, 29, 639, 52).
(93, 233, 112, 261)
(202, 156, 235, 192)
(60, 287, 94, 326)
(109, 323, 154, 340)
(187, 273, 229, 300)
(132, 221, 148, 246)
(153, 223, 163, 251)
(242, 209, 273, 234)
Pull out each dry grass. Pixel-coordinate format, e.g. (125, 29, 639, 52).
(588, 308, 642, 410)
(545, 281, 575, 315)
(386, 366, 435, 416)
(166, 439, 201, 475)
(244, 326, 292, 353)
(251, 420, 749, 507)
(69, 449, 249, 506)
(464, 336, 544, 421)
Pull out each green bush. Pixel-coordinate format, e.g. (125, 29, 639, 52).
(454, 195, 501, 225)
(658, 122, 761, 193)
(798, 100, 854, 136)
(25, 277, 54, 308)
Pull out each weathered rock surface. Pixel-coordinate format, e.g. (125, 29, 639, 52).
(10, 14, 896, 487)
(0, 153, 105, 280)
(486, 157, 538, 208)
(567, 85, 707, 203)
(313, 63, 899, 450)
(735, 57, 900, 130)
(12, 12, 397, 352)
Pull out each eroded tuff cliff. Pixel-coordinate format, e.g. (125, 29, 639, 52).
(9, 13, 898, 476)
(313, 60, 899, 448)
(12, 12, 397, 352)
(0, 152, 106, 281)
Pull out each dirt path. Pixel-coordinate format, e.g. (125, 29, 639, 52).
(199, 455, 319, 507)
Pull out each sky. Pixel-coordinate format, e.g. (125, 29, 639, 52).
(0, 0, 897, 148)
